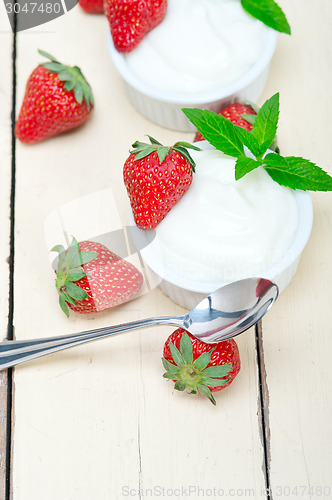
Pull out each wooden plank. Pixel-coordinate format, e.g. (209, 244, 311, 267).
(11, 6, 267, 499)
(260, 1, 332, 496)
(0, 5, 14, 499)
(0, 371, 9, 500)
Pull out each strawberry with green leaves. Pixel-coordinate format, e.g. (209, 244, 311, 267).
(15, 50, 94, 144)
(163, 329, 240, 405)
(194, 103, 257, 142)
(184, 93, 332, 192)
(194, 102, 280, 153)
(123, 136, 200, 230)
(105, 0, 167, 53)
(51, 238, 143, 316)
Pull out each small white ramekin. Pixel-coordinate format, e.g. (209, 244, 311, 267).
(129, 190, 313, 310)
(108, 29, 277, 132)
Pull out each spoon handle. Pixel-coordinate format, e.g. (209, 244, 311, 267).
(0, 316, 185, 370)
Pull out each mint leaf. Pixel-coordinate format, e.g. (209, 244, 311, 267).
(182, 108, 244, 158)
(235, 156, 263, 180)
(236, 127, 261, 157)
(241, 0, 291, 34)
(183, 95, 331, 192)
(241, 113, 256, 125)
(252, 93, 280, 156)
(263, 154, 332, 191)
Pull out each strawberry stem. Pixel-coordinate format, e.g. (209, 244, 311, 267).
(38, 49, 94, 108)
(130, 136, 200, 172)
(51, 237, 98, 316)
(162, 332, 232, 405)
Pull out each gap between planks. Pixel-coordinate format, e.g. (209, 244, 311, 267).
(1, 12, 18, 500)
(4, 13, 274, 500)
(256, 320, 272, 499)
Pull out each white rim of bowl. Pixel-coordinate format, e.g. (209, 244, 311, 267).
(108, 28, 278, 105)
(130, 188, 313, 295)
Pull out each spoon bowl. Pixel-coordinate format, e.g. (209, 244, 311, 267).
(0, 278, 278, 370)
(184, 277, 278, 342)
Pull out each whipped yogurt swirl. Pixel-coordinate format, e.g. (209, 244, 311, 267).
(148, 144, 298, 284)
(124, 0, 269, 95)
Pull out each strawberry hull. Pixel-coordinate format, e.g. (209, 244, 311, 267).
(123, 140, 196, 230)
(163, 330, 241, 393)
(52, 239, 143, 316)
(163, 329, 241, 404)
(194, 103, 256, 142)
(15, 52, 94, 144)
(128, 142, 313, 310)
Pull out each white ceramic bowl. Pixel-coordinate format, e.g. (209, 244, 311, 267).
(108, 29, 277, 132)
(129, 189, 313, 310)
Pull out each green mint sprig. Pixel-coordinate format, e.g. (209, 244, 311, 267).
(241, 0, 291, 35)
(182, 93, 332, 192)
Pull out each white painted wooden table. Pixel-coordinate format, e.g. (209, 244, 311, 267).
(1, 2, 332, 499)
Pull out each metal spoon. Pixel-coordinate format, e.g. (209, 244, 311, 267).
(0, 277, 278, 370)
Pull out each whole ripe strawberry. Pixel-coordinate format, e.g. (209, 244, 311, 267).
(105, 0, 167, 53)
(123, 136, 200, 230)
(15, 50, 94, 144)
(79, 0, 104, 13)
(51, 237, 143, 316)
(163, 329, 240, 405)
(194, 102, 256, 142)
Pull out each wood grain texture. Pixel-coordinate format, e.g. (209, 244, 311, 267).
(0, 371, 9, 500)
(4, 1, 332, 499)
(0, 5, 14, 498)
(10, 7, 266, 500)
(260, 1, 332, 497)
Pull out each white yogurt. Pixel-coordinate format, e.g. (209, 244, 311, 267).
(148, 145, 298, 284)
(124, 0, 269, 95)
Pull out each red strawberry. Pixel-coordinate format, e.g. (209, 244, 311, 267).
(194, 102, 256, 142)
(51, 237, 143, 316)
(123, 136, 200, 230)
(15, 50, 94, 144)
(163, 329, 240, 405)
(79, 0, 104, 13)
(105, 0, 167, 53)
